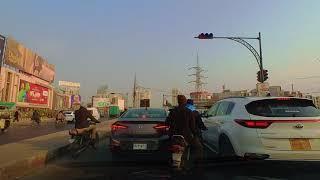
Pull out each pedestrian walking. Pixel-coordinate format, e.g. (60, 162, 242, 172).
(31, 110, 41, 125)
(14, 110, 20, 122)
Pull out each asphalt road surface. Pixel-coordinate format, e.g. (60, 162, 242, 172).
(0, 118, 110, 145)
(20, 138, 320, 180)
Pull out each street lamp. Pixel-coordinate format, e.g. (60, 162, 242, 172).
(194, 32, 267, 83)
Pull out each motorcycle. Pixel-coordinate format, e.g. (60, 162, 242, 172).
(0, 116, 10, 133)
(169, 135, 190, 170)
(0, 106, 11, 133)
(55, 118, 66, 128)
(68, 122, 99, 159)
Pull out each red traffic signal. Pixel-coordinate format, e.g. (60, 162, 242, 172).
(195, 33, 213, 39)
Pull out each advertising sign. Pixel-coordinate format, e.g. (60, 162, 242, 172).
(71, 95, 81, 105)
(58, 81, 80, 87)
(92, 97, 110, 108)
(18, 80, 49, 105)
(4, 37, 55, 82)
(0, 35, 5, 63)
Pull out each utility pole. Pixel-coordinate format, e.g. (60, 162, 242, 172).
(133, 73, 137, 108)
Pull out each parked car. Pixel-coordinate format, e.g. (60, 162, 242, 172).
(202, 97, 320, 160)
(87, 107, 100, 120)
(63, 111, 75, 123)
(109, 108, 170, 159)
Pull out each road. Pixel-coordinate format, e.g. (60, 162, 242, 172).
(20, 139, 320, 180)
(0, 117, 110, 145)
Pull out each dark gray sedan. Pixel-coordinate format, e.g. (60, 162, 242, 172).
(109, 108, 170, 157)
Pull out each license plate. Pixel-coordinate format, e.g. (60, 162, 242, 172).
(290, 139, 311, 151)
(133, 143, 147, 150)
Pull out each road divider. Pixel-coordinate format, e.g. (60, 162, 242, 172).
(0, 119, 116, 180)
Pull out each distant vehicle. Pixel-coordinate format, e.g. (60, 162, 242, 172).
(0, 106, 11, 132)
(63, 111, 75, 123)
(109, 108, 169, 159)
(87, 107, 100, 120)
(203, 97, 320, 160)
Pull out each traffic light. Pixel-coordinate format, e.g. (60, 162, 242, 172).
(257, 71, 262, 83)
(257, 69, 269, 83)
(262, 69, 268, 82)
(195, 33, 213, 39)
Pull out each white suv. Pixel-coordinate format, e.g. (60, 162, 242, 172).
(63, 111, 75, 123)
(203, 97, 320, 160)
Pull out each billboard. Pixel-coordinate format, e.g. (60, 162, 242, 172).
(71, 95, 81, 105)
(92, 97, 110, 108)
(17, 80, 49, 105)
(4, 37, 55, 82)
(0, 35, 5, 63)
(58, 81, 80, 87)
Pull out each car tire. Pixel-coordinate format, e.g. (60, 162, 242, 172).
(218, 135, 236, 158)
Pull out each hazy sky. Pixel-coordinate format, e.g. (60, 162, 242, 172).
(1, 0, 320, 107)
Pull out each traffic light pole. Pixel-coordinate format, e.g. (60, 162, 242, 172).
(195, 32, 265, 83)
(258, 32, 264, 83)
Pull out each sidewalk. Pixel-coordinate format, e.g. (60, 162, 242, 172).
(10, 118, 55, 126)
(0, 119, 116, 180)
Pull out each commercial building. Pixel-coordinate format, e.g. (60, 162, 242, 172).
(133, 86, 151, 108)
(58, 81, 80, 95)
(0, 35, 55, 110)
(269, 86, 282, 96)
(171, 88, 181, 106)
(190, 91, 214, 109)
(52, 89, 70, 110)
(312, 96, 320, 109)
(213, 89, 249, 100)
(58, 80, 81, 108)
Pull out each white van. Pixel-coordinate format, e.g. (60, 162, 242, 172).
(87, 107, 100, 120)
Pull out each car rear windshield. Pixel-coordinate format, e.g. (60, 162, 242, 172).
(245, 98, 320, 117)
(121, 109, 167, 118)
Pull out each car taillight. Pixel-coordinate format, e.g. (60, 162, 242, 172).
(235, 119, 272, 129)
(153, 124, 169, 134)
(111, 124, 128, 132)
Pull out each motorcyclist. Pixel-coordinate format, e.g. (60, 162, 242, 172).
(74, 105, 100, 143)
(166, 95, 203, 165)
(56, 110, 65, 123)
(186, 99, 207, 142)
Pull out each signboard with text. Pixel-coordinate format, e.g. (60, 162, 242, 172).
(92, 97, 110, 108)
(18, 80, 49, 105)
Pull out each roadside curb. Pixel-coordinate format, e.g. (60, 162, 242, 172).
(0, 120, 115, 180)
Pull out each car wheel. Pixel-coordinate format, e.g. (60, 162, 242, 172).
(218, 135, 236, 158)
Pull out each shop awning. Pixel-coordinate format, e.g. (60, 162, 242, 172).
(0, 102, 16, 109)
